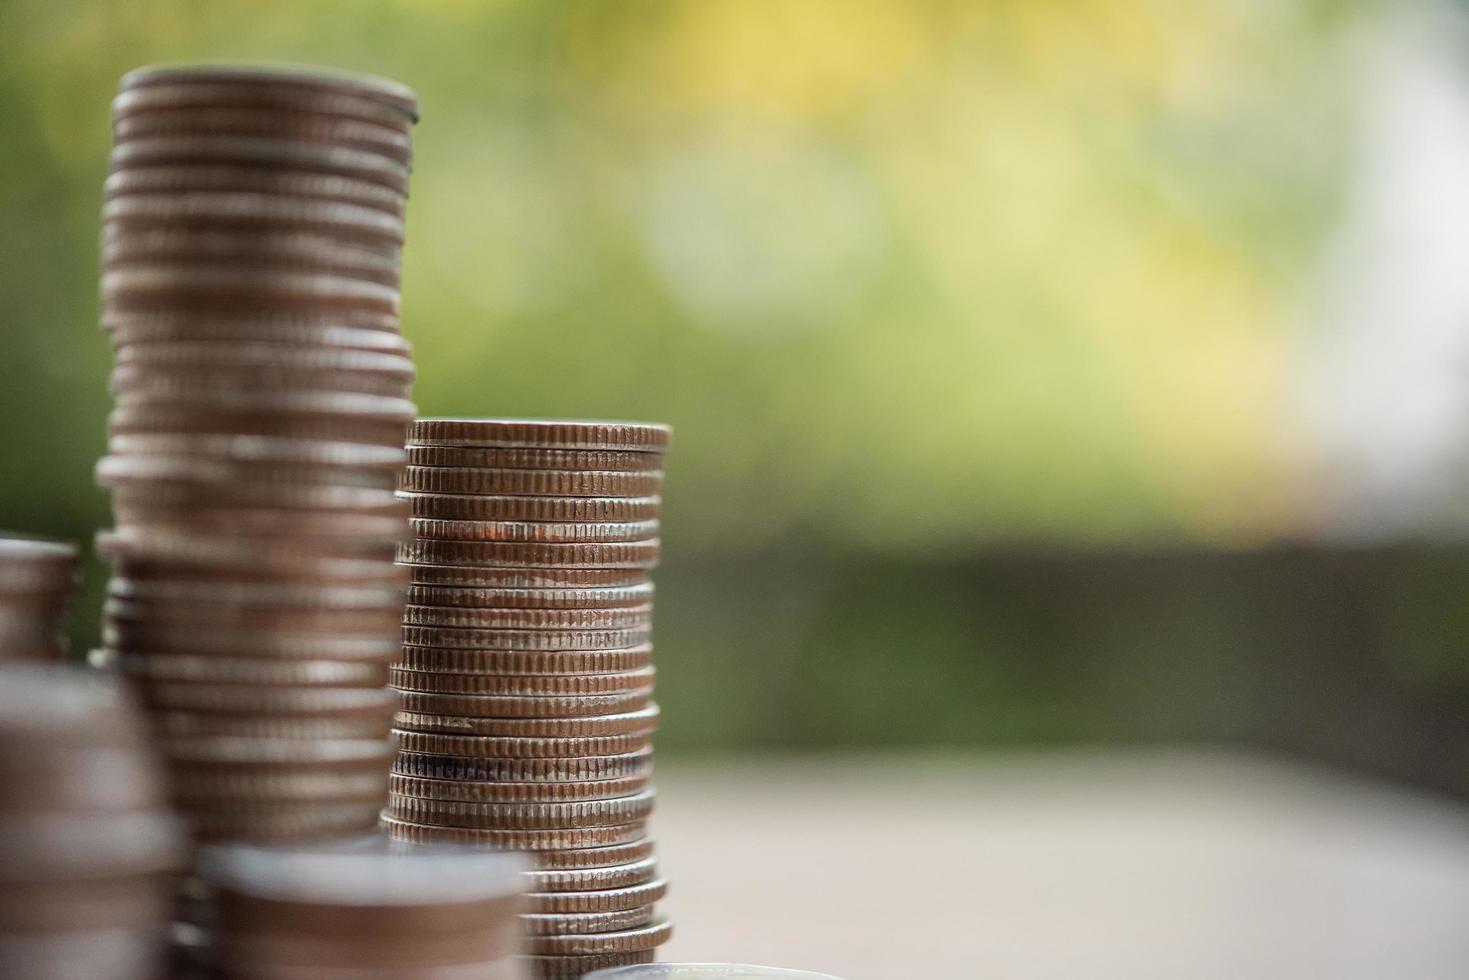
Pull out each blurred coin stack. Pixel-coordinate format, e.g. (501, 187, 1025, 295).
(194, 841, 524, 979)
(92, 63, 420, 844)
(0, 664, 184, 980)
(0, 537, 79, 661)
(385, 418, 673, 978)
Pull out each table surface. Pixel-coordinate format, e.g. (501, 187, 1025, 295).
(650, 750, 1469, 980)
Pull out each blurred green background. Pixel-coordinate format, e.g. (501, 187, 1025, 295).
(4, 0, 1466, 790)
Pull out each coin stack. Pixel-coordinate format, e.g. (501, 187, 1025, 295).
(384, 418, 673, 978)
(0, 664, 184, 980)
(92, 63, 420, 844)
(0, 537, 79, 661)
(193, 841, 525, 979)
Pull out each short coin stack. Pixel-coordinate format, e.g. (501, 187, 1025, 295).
(0, 537, 79, 661)
(193, 841, 525, 979)
(385, 418, 673, 978)
(0, 664, 184, 980)
(92, 63, 420, 844)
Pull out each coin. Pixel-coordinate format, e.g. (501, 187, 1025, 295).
(521, 950, 657, 978)
(392, 729, 652, 760)
(393, 646, 654, 676)
(388, 773, 650, 804)
(107, 434, 409, 469)
(170, 769, 388, 803)
(154, 736, 395, 768)
(404, 582, 653, 610)
(129, 682, 398, 715)
(385, 790, 655, 831)
(148, 711, 394, 740)
(119, 64, 419, 121)
(96, 530, 398, 572)
(521, 857, 658, 894)
(380, 816, 646, 851)
(411, 420, 670, 454)
(388, 667, 653, 697)
(98, 455, 401, 493)
(523, 882, 668, 915)
(401, 604, 652, 631)
(528, 839, 655, 872)
(104, 165, 408, 217)
(95, 650, 390, 687)
(186, 802, 383, 843)
(107, 598, 405, 633)
(0, 537, 78, 595)
(399, 625, 650, 652)
(398, 493, 661, 523)
(390, 749, 652, 784)
(398, 539, 660, 571)
(105, 314, 408, 349)
(399, 467, 662, 498)
(101, 266, 400, 315)
(113, 341, 414, 379)
(103, 230, 404, 290)
(407, 446, 663, 472)
(104, 623, 403, 657)
(521, 905, 655, 937)
(404, 564, 651, 590)
(103, 192, 406, 243)
(408, 518, 659, 544)
(113, 109, 413, 165)
(106, 576, 406, 609)
(521, 919, 671, 958)
(397, 688, 652, 719)
(392, 705, 658, 739)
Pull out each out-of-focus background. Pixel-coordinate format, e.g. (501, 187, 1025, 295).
(5, 0, 1469, 974)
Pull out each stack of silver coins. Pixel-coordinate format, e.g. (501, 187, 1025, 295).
(92, 63, 420, 844)
(385, 418, 673, 978)
(0, 537, 79, 661)
(193, 841, 525, 979)
(0, 665, 184, 980)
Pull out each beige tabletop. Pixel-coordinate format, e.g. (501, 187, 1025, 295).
(651, 750, 1469, 980)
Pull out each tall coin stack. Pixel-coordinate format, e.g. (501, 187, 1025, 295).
(0, 537, 79, 661)
(92, 63, 420, 844)
(0, 665, 184, 980)
(385, 418, 673, 978)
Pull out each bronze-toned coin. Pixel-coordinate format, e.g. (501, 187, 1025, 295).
(112, 90, 413, 149)
(113, 340, 413, 379)
(521, 905, 655, 937)
(411, 420, 670, 454)
(103, 230, 404, 290)
(104, 164, 407, 217)
(380, 816, 646, 851)
(393, 645, 653, 676)
(0, 876, 173, 932)
(398, 538, 660, 570)
(389, 667, 653, 697)
(521, 919, 671, 958)
(399, 467, 662, 498)
(408, 517, 659, 544)
(94, 650, 390, 687)
(521, 949, 657, 978)
(522, 857, 657, 893)
(101, 265, 400, 315)
(186, 802, 383, 843)
(102, 192, 405, 243)
(405, 582, 653, 610)
(0, 809, 184, 881)
(524, 882, 668, 916)
(155, 736, 394, 768)
(397, 688, 652, 719)
(0, 747, 165, 813)
(109, 135, 412, 193)
(105, 314, 408, 350)
(106, 384, 415, 420)
(528, 840, 654, 873)
(398, 493, 661, 523)
(106, 576, 406, 610)
(392, 729, 652, 759)
(388, 772, 650, 804)
(109, 403, 410, 448)
(107, 595, 404, 631)
(119, 64, 420, 121)
(386, 790, 655, 831)
(98, 454, 400, 493)
(407, 446, 664, 472)
(391, 749, 652, 784)
(401, 604, 651, 631)
(392, 705, 658, 739)
(404, 564, 651, 590)
(170, 769, 388, 803)
(149, 711, 394, 740)
(130, 682, 398, 715)
(111, 364, 411, 401)
(112, 109, 413, 165)
(110, 481, 407, 517)
(107, 433, 409, 469)
(103, 627, 401, 661)
(0, 537, 78, 595)
(96, 529, 398, 571)
(400, 624, 650, 652)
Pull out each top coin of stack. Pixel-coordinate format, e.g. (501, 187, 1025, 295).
(192, 839, 525, 979)
(0, 537, 80, 661)
(0, 664, 185, 980)
(94, 63, 420, 844)
(385, 418, 674, 978)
